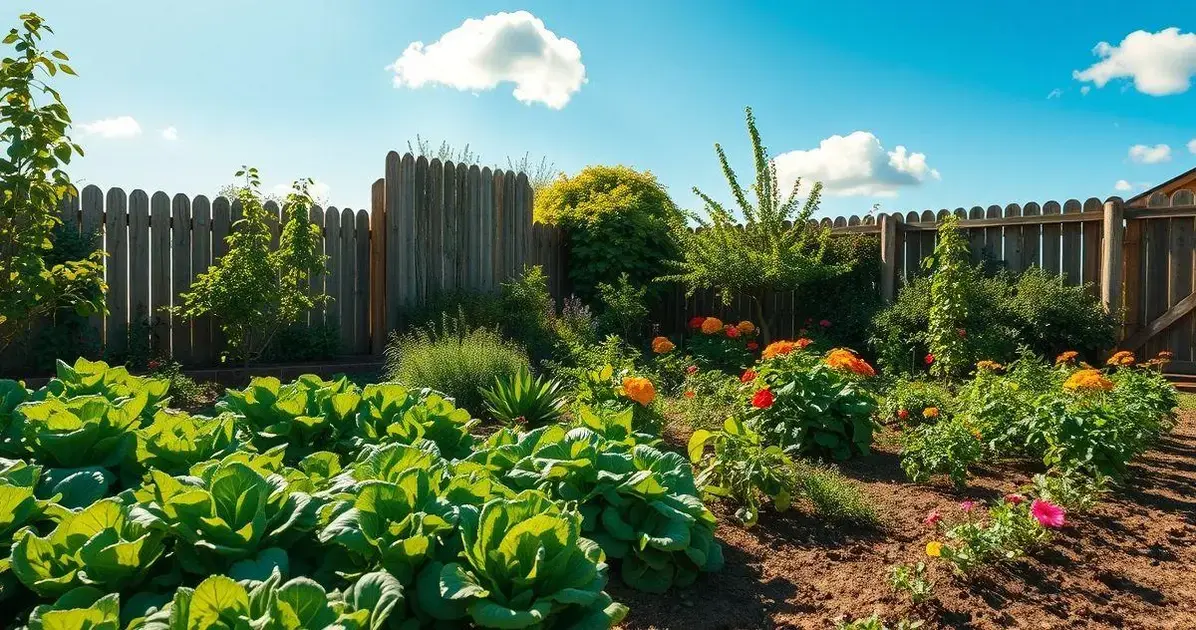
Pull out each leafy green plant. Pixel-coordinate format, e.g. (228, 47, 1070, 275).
(924, 215, 970, 378)
(595, 273, 650, 343)
(480, 366, 568, 427)
(536, 165, 683, 304)
(17, 392, 146, 470)
(145, 360, 217, 411)
(745, 348, 877, 460)
(11, 498, 165, 597)
(25, 588, 121, 630)
(0, 459, 67, 583)
(131, 410, 241, 479)
(173, 169, 327, 367)
(1030, 469, 1108, 513)
(685, 316, 758, 374)
(660, 107, 849, 341)
(887, 561, 933, 604)
(126, 460, 316, 577)
(573, 403, 660, 448)
(929, 499, 1055, 574)
(351, 382, 476, 459)
(794, 461, 878, 526)
(414, 490, 628, 629)
(217, 374, 360, 462)
(689, 417, 797, 527)
(0, 12, 106, 354)
(0, 379, 30, 455)
(43, 357, 169, 414)
(878, 378, 953, 425)
(899, 415, 984, 489)
(385, 312, 529, 416)
(837, 614, 924, 630)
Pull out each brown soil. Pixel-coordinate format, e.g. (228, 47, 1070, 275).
(610, 411, 1196, 629)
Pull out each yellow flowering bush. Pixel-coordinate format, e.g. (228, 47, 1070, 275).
(1105, 350, 1134, 367)
(1062, 369, 1114, 393)
(621, 376, 657, 406)
(651, 336, 675, 354)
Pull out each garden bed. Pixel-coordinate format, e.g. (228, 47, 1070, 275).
(612, 408, 1196, 630)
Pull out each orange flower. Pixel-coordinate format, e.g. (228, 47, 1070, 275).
(651, 336, 675, 354)
(762, 340, 797, 359)
(825, 348, 876, 377)
(1063, 369, 1113, 393)
(1106, 350, 1135, 367)
(746, 341, 759, 351)
(700, 317, 724, 335)
(741, 369, 757, 384)
(622, 377, 656, 406)
(725, 325, 741, 339)
(976, 360, 1003, 371)
(923, 407, 940, 419)
(1055, 350, 1079, 365)
(737, 321, 756, 335)
(795, 338, 813, 349)
(684, 390, 695, 399)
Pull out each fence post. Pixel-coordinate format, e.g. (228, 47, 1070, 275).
(879, 214, 897, 303)
(1100, 197, 1125, 316)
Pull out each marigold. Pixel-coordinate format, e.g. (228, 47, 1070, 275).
(751, 388, 775, 409)
(825, 348, 876, 377)
(1106, 350, 1135, 367)
(1055, 350, 1079, 365)
(700, 317, 724, 335)
(762, 340, 798, 359)
(795, 337, 813, 349)
(976, 360, 1003, 371)
(684, 390, 695, 399)
(922, 407, 940, 419)
(740, 369, 757, 384)
(1062, 369, 1114, 393)
(897, 409, 910, 421)
(737, 320, 755, 335)
(746, 341, 759, 351)
(725, 325, 741, 339)
(926, 541, 943, 557)
(621, 377, 656, 406)
(651, 336, 675, 354)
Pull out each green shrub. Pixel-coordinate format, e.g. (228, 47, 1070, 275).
(928, 497, 1057, 574)
(791, 233, 884, 354)
(536, 165, 683, 304)
(595, 273, 650, 343)
(689, 416, 796, 527)
(480, 365, 568, 427)
(685, 316, 759, 374)
(1009, 267, 1118, 361)
(262, 321, 342, 363)
(899, 415, 984, 489)
(878, 377, 954, 425)
(384, 313, 530, 415)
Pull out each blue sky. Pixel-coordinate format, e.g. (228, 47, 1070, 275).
(32, 0, 1196, 218)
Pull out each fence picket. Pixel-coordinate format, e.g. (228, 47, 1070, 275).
(170, 194, 192, 363)
(325, 207, 341, 333)
(340, 207, 355, 351)
(1061, 199, 1082, 285)
(191, 196, 212, 364)
(355, 210, 371, 354)
(105, 188, 129, 356)
(128, 191, 151, 354)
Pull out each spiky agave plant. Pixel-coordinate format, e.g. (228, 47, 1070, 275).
(480, 366, 568, 427)
(659, 107, 851, 342)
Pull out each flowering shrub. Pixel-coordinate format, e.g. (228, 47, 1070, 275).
(573, 363, 664, 432)
(899, 414, 984, 489)
(743, 345, 877, 460)
(686, 316, 759, 373)
(924, 495, 1063, 574)
(878, 378, 953, 425)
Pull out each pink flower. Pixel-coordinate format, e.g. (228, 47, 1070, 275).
(1004, 493, 1025, 505)
(1030, 499, 1066, 529)
(959, 500, 977, 513)
(819, 319, 831, 328)
(686, 365, 699, 375)
(923, 510, 942, 527)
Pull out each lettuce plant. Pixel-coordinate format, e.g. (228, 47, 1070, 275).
(416, 490, 628, 629)
(352, 383, 476, 459)
(10, 498, 165, 597)
(24, 586, 122, 630)
(0, 379, 30, 456)
(127, 460, 315, 576)
(131, 410, 242, 479)
(217, 375, 360, 462)
(133, 570, 405, 630)
(0, 459, 68, 588)
(18, 392, 146, 470)
(43, 358, 169, 413)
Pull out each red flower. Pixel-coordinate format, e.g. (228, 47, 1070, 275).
(1004, 493, 1025, 505)
(746, 341, 759, 351)
(923, 510, 942, 527)
(957, 328, 967, 338)
(740, 369, 757, 383)
(147, 360, 161, 371)
(924, 353, 935, 366)
(684, 390, 695, 399)
(686, 365, 699, 375)
(819, 319, 831, 328)
(688, 316, 705, 329)
(725, 325, 741, 338)
(897, 409, 909, 420)
(751, 388, 774, 409)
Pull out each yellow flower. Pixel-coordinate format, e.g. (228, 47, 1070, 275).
(1062, 369, 1114, 393)
(922, 407, 940, 419)
(926, 541, 943, 557)
(621, 377, 656, 406)
(976, 360, 1003, 371)
(700, 317, 724, 335)
(737, 320, 756, 335)
(651, 336, 675, 354)
(1055, 350, 1079, 365)
(1106, 350, 1135, 367)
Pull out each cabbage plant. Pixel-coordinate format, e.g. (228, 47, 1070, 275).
(127, 460, 315, 576)
(10, 498, 165, 597)
(416, 490, 627, 629)
(0, 379, 30, 456)
(352, 383, 476, 459)
(217, 375, 360, 462)
(131, 410, 242, 479)
(43, 358, 169, 413)
(18, 392, 145, 470)
(24, 586, 122, 630)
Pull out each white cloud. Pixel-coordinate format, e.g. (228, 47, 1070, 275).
(773, 131, 940, 197)
(161, 126, 178, 141)
(1115, 179, 1133, 191)
(1047, 88, 1063, 99)
(1073, 28, 1196, 96)
(1080, 85, 1091, 95)
(78, 116, 142, 139)
(386, 10, 586, 109)
(1189, 138, 1196, 154)
(1128, 143, 1172, 164)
